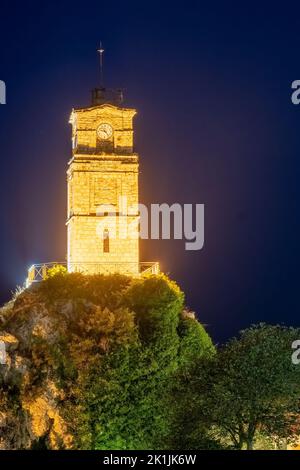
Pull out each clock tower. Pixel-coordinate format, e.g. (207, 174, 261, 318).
(67, 87, 140, 275)
(25, 57, 159, 286)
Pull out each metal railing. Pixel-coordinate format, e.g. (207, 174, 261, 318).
(26, 261, 160, 287)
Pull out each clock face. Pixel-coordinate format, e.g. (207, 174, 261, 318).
(97, 123, 113, 140)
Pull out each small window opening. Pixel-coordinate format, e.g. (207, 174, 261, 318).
(103, 229, 109, 253)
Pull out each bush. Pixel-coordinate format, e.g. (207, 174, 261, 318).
(9, 272, 214, 450)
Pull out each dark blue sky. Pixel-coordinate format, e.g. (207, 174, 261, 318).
(0, 1, 300, 342)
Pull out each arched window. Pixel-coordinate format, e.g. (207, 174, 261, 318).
(103, 229, 109, 253)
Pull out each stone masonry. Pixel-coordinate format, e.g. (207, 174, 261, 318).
(67, 102, 139, 275)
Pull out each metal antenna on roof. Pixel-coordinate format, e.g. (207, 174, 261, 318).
(97, 41, 105, 87)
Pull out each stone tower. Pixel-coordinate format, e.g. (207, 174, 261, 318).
(67, 88, 140, 275)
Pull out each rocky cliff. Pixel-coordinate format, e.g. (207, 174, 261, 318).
(0, 272, 213, 450)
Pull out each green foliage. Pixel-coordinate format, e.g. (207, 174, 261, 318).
(45, 264, 68, 279)
(40, 272, 131, 309)
(23, 272, 212, 449)
(177, 323, 300, 450)
(0, 382, 24, 448)
(3, 270, 300, 451)
(162, 316, 218, 450)
(125, 274, 184, 340)
(177, 315, 215, 369)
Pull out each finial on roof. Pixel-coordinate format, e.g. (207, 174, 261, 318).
(97, 41, 105, 87)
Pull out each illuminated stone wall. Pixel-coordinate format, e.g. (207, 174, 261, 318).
(69, 104, 136, 154)
(67, 104, 140, 275)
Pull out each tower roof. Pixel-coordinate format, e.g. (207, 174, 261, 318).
(70, 102, 136, 116)
(91, 87, 124, 106)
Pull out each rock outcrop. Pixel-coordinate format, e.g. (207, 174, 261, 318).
(0, 287, 73, 449)
(0, 272, 213, 450)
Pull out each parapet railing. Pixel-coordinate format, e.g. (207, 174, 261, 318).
(26, 261, 160, 287)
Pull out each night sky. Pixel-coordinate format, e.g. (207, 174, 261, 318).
(0, 2, 300, 343)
